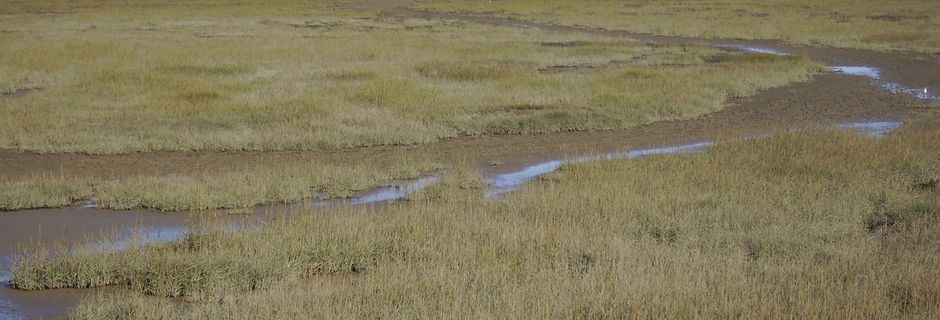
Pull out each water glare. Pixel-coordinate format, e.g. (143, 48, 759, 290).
(833, 66, 938, 100)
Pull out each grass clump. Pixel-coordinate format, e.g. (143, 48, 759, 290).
(0, 159, 439, 211)
(0, 176, 95, 210)
(415, 60, 530, 81)
(13, 120, 940, 319)
(416, 0, 940, 53)
(864, 195, 938, 233)
(406, 166, 484, 201)
(12, 216, 379, 299)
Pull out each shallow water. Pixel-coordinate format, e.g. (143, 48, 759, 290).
(485, 142, 714, 196)
(85, 225, 189, 253)
(833, 66, 937, 100)
(716, 44, 790, 56)
(345, 176, 441, 205)
(838, 121, 904, 138)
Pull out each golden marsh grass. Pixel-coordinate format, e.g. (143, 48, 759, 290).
(0, 158, 439, 211)
(12, 120, 940, 319)
(0, 1, 820, 154)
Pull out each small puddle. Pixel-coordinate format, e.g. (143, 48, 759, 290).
(0, 298, 14, 320)
(716, 44, 790, 56)
(833, 66, 937, 100)
(838, 120, 904, 138)
(0, 285, 120, 320)
(1, 88, 42, 99)
(487, 160, 564, 196)
(832, 66, 881, 78)
(85, 226, 190, 253)
(329, 176, 441, 206)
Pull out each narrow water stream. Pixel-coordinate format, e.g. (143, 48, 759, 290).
(485, 142, 714, 197)
(832, 67, 937, 100)
(710, 45, 936, 101)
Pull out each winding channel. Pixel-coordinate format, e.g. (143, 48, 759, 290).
(1, 6, 938, 320)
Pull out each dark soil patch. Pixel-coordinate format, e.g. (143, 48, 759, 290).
(540, 40, 590, 47)
(2, 87, 43, 98)
(481, 104, 557, 114)
(289, 21, 344, 29)
(867, 14, 905, 22)
(911, 178, 938, 191)
(539, 63, 597, 74)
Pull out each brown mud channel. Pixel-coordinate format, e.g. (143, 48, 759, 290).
(1, 4, 939, 319)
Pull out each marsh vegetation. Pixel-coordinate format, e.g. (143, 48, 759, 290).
(12, 121, 940, 319)
(416, 0, 940, 53)
(2, 1, 938, 319)
(0, 158, 438, 211)
(0, 1, 819, 154)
